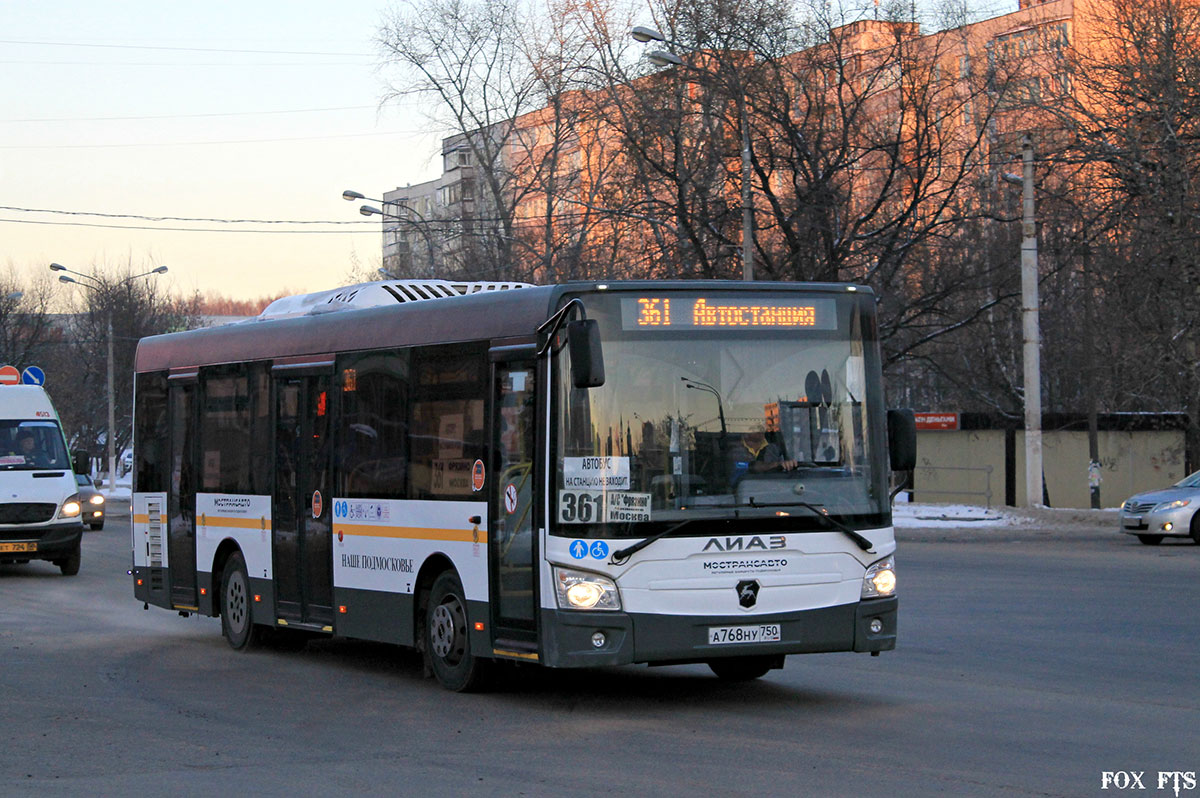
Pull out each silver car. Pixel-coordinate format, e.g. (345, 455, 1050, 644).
(1120, 470, 1200, 545)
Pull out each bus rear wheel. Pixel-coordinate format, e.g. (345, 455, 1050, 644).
(708, 655, 776, 681)
(221, 552, 258, 650)
(425, 571, 490, 692)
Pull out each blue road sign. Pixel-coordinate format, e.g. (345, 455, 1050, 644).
(569, 540, 588, 559)
(589, 540, 609, 559)
(21, 366, 45, 386)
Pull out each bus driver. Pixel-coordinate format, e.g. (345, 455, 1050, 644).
(727, 428, 798, 484)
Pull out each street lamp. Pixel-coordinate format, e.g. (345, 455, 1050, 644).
(681, 377, 727, 436)
(49, 263, 168, 491)
(632, 26, 756, 281)
(341, 189, 437, 278)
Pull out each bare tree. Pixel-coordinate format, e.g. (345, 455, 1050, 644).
(52, 264, 202, 463)
(0, 267, 55, 373)
(1046, 0, 1200, 454)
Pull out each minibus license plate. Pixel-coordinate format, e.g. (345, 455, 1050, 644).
(708, 624, 781, 645)
(0, 542, 36, 553)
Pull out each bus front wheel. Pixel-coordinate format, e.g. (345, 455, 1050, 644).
(425, 571, 490, 692)
(221, 552, 258, 650)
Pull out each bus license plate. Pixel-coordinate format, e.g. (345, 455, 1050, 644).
(0, 541, 36, 553)
(708, 624, 781, 645)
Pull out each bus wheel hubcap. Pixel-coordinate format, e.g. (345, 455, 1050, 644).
(227, 576, 246, 631)
(431, 602, 462, 661)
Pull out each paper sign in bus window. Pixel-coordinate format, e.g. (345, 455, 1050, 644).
(562, 456, 630, 490)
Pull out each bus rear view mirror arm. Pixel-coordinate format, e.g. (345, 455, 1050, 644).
(534, 298, 605, 389)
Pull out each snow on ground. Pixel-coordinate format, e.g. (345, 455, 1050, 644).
(892, 501, 1016, 527)
(92, 472, 132, 501)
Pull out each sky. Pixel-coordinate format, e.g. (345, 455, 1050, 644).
(1, 1, 443, 301)
(1, 1, 1020, 305)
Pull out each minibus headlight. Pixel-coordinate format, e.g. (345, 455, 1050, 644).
(554, 567, 621, 611)
(862, 555, 896, 599)
(59, 494, 82, 519)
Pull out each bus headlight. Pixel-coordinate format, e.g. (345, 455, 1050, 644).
(861, 555, 896, 599)
(59, 494, 82, 519)
(554, 567, 621, 611)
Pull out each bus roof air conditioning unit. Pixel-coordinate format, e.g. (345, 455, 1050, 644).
(255, 279, 535, 320)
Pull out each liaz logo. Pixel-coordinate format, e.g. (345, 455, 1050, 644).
(702, 535, 786, 552)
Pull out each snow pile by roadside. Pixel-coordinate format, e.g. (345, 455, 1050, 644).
(892, 502, 1017, 528)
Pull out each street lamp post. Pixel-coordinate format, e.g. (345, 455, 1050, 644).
(342, 190, 438, 278)
(1002, 134, 1043, 507)
(632, 26, 756, 281)
(49, 263, 167, 491)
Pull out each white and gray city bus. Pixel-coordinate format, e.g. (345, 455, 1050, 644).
(131, 279, 916, 691)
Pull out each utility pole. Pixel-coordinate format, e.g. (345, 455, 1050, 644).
(1020, 134, 1043, 507)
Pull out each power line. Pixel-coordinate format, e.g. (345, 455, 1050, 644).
(0, 130, 420, 149)
(0, 218, 374, 234)
(2, 105, 377, 124)
(0, 39, 371, 57)
(0, 205, 376, 225)
(0, 60, 370, 67)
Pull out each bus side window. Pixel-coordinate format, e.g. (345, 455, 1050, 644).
(408, 345, 486, 500)
(337, 350, 410, 500)
(135, 372, 170, 493)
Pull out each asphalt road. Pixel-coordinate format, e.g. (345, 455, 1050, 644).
(1, 504, 1197, 798)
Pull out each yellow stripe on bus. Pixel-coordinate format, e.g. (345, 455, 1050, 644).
(199, 517, 272, 531)
(334, 523, 487, 544)
(133, 514, 272, 531)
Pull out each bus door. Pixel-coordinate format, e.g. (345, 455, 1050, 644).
(488, 357, 539, 648)
(167, 377, 198, 608)
(272, 371, 334, 627)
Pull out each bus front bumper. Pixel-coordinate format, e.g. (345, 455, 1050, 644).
(539, 596, 897, 668)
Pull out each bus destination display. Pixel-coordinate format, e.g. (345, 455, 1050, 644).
(620, 295, 838, 331)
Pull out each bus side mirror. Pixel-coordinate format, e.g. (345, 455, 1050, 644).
(72, 449, 90, 476)
(567, 319, 605, 389)
(887, 409, 917, 471)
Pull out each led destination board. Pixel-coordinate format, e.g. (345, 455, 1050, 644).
(620, 295, 838, 331)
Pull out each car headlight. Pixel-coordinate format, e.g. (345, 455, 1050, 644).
(1152, 499, 1190, 513)
(862, 555, 896, 599)
(89, 493, 105, 505)
(59, 494, 82, 519)
(554, 566, 621, 611)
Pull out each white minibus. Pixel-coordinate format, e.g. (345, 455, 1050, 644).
(0, 385, 86, 575)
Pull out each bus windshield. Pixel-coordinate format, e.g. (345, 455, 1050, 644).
(0, 420, 71, 470)
(553, 290, 891, 538)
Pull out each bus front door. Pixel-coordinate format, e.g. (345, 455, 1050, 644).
(488, 359, 538, 652)
(272, 374, 334, 628)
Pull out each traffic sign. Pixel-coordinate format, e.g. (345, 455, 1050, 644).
(0, 365, 19, 385)
(21, 366, 45, 386)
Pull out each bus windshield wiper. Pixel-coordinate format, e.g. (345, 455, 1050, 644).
(610, 520, 693, 565)
(746, 498, 875, 553)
